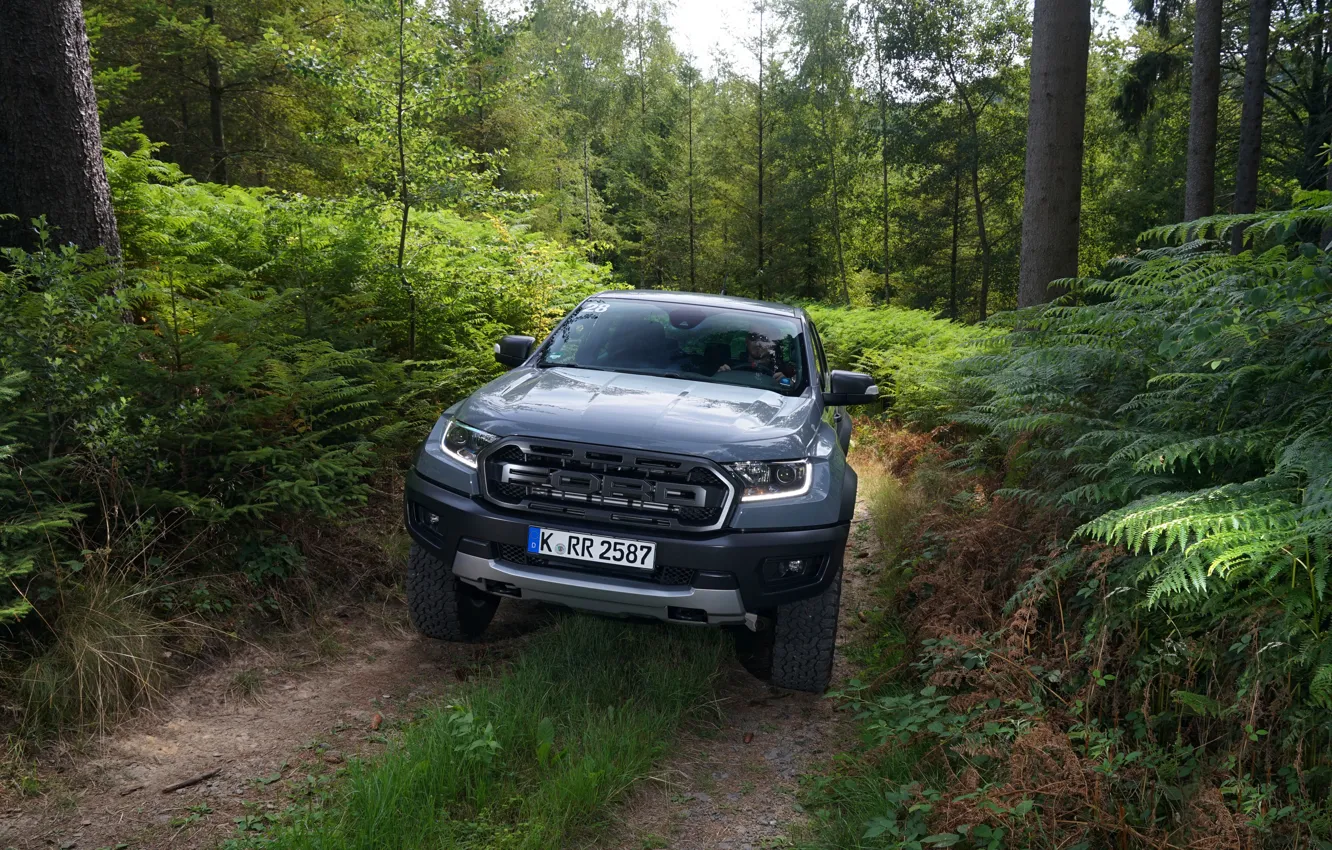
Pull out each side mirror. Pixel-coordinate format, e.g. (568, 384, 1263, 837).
(823, 370, 879, 407)
(494, 334, 535, 368)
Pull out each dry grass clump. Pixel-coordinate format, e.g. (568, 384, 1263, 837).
(15, 575, 171, 736)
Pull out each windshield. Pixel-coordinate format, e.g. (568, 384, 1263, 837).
(538, 298, 809, 396)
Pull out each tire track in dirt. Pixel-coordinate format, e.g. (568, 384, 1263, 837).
(599, 500, 877, 850)
(0, 603, 548, 850)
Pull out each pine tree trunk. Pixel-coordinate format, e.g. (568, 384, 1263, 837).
(1325, 153, 1332, 248)
(756, 2, 766, 298)
(1017, 0, 1090, 308)
(0, 0, 121, 255)
(822, 109, 850, 305)
(204, 4, 228, 184)
(875, 17, 892, 302)
(957, 93, 991, 320)
(1232, 0, 1270, 253)
(970, 155, 991, 322)
(1185, 0, 1222, 221)
(687, 70, 696, 291)
(583, 137, 592, 236)
(949, 168, 960, 320)
(1323, 0, 1332, 247)
(395, 0, 413, 358)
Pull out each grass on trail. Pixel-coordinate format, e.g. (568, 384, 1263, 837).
(242, 614, 725, 850)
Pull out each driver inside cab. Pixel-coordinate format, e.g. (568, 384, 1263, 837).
(717, 323, 796, 387)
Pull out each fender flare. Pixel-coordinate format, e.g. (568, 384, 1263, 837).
(839, 462, 858, 524)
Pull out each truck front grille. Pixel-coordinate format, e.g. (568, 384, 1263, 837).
(479, 439, 734, 532)
(495, 543, 697, 586)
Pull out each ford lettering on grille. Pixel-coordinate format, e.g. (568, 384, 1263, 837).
(480, 439, 734, 532)
(498, 463, 710, 508)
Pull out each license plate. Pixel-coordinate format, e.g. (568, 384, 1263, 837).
(527, 526, 656, 570)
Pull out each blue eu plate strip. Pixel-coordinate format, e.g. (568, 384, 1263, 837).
(527, 526, 541, 553)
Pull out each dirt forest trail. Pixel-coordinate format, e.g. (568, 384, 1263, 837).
(0, 604, 548, 850)
(600, 499, 876, 850)
(1, 499, 878, 850)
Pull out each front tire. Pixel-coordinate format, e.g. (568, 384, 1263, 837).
(769, 569, 841, 693)
(406, 543, 500, 640)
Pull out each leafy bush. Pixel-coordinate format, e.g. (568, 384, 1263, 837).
(0, 138, 613, 734)
(803, 304, 997, 421)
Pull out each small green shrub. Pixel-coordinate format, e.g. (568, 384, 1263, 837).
(803, 304, 997, 422)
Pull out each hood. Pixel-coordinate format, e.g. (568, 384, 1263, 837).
(454, 367, 820, 460)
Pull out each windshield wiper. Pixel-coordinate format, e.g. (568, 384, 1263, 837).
(598, 367, 692, 380)
(538, 363, 699, 381)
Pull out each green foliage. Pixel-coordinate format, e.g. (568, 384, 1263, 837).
(949, 196, 1332, 788)
(0, 138, 612, 732)
(803, 304, 997, 420)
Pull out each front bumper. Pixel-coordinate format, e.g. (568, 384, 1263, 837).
(451, 551, 747, 624)
(404, 468, 848, 624)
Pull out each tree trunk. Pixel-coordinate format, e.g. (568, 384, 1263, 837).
(1185, 0, 1222, 220)
(177, 57, 191, 168)
(875, 16, 892, 302)
(970, 154, 991, 322)
(1231, 0, 1270, 253)
(204, 4, 228, 184)
(822, 108, 850, 305)
(957, 92, 992, 320)
(1017, 0, 1090, 308)
(949, 167, 960, 320)
(1323, 0, 1332, 247)
(0, 0, 121, 255)
(556, 163, 564, 228)
(1325, 152, 1332, 248)
(583, 136, 592, 237)
(395, 0, 413, 358)
(756, 1, 766, 298)
(687, 69, 696, 290)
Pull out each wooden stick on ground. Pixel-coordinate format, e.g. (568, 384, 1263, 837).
(160, 768, 220, 793)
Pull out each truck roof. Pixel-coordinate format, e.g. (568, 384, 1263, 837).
(591, 289, 801, 318)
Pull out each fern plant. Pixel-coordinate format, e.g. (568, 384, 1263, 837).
(954, 193, 1332, 722)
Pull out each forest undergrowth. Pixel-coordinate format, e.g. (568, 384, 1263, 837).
(805, 421, 1332, 849)
(0, 135, 613, 753)
(805, 201, 1332, 850)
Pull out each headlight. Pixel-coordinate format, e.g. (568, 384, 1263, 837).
(725, 460, 812, 501)
(440, 419, 496, 469)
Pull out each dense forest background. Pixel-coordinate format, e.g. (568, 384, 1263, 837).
(68, 0, 1332, 318)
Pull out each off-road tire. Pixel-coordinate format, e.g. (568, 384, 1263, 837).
(406, 543, 500, 640)
(769, 569, 841, 693)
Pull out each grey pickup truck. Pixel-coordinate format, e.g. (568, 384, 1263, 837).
(402, 290, 877, 692)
